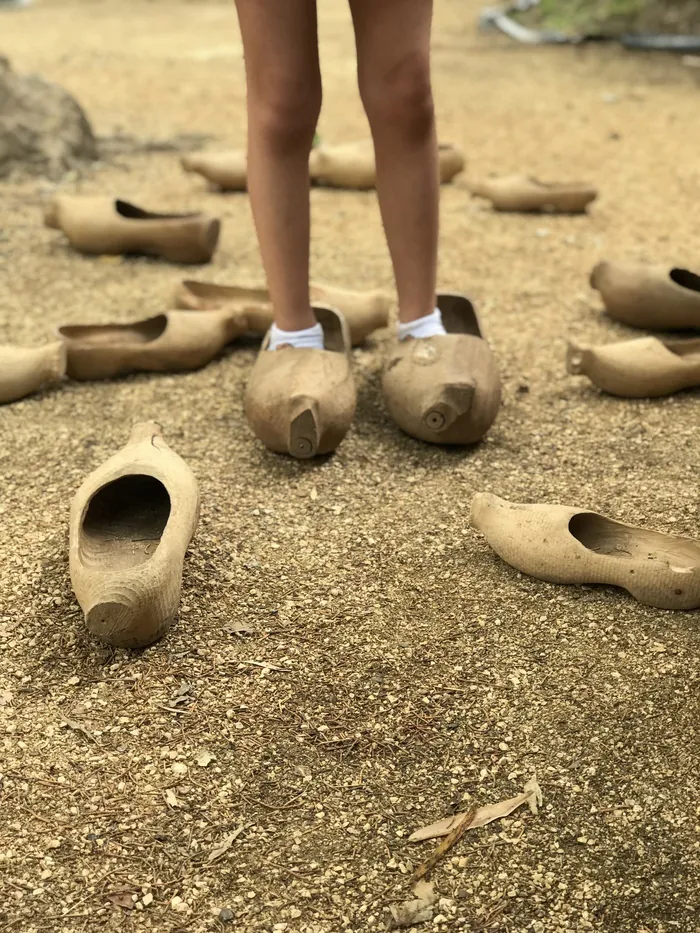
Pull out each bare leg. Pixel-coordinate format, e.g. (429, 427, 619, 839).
(234, 0, 321, 332)
(349, 0, 438, 324)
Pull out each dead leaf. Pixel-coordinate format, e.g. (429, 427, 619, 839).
(224, 620, 257, 637)
(61, 718, 97, 743)
(410, 775, 543, 842)
(413, 804, 477, 881)
(108, 886, 137, 909)
(207, 825, 244, 863)
(164, 788, 183, 809)
(389, 880, 437, 928)
(196, 750, 214, 768)
(238, 660, 290, 672)
(524, 774, 542, 814)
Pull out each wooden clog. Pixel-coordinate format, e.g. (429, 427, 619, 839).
(0, 342, 66, 404)
(567, 336, 700, 398)
(309, 140, 465, 190)
(58, 309, 246, 380)
(70, 422, 200, 647)
(181, 150, 247, 191)
(467, 175, 597, 213)
(471, 493, 700, 610)
(44, 196, 220, 263)
(244, 306, 356, 459)
(590, 262, 700, 329)
(382, 294, 501, 445)
(173, 279, 391, 346)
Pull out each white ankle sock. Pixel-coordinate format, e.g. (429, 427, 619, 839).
(398, 308, 447, 341)
(268, 322, 324, 351)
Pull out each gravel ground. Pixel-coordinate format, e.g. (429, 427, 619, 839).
(2, 2, 700, 931)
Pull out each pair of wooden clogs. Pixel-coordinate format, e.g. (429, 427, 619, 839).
(471, 493, 700, 611)
(181, 139, 466, 192)
(3, 195, 221, 404)
(72, 429, 700, 656)
(568, 262, 700, 398)
(0, 279, 391, 404)
(242, 293, 501, 459)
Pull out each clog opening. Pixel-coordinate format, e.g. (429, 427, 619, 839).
(115, 199, 198, 221)
(569, 512, 700, 568)
(670, 268, 700, 294)
(81, 474, 171, 570)
(59, 315, 168, 346)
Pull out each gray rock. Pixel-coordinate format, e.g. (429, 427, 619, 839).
(0, 55, 96, 179)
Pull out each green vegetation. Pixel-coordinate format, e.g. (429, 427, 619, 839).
(519, 0, 700, 33)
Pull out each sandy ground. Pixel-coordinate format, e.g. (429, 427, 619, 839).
(2, 1, 700, 931)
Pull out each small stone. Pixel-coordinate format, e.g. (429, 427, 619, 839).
(142, 892, 153, 907)
(219, 907, 235, 922)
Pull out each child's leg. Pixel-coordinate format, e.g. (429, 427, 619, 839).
(349, 0, 438, 325)
(234, 0, 322, 333)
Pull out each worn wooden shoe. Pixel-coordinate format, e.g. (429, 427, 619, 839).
(70, 422, 200, 648)
(44, 196, 220, 263)
(181, 150, 247, 191)
(590, 262, 700, 329)
(244, 306, 356, 459)
(468, 175, 597, 213)
(567, 336, 700, 398)
(173, 279, 390, 346)
(0, 342, 66, 404)
(471, 493, 700, 610)
(58, 309, 246, 380)
(309, 140, 465, 190)
(382, 294, 501, 445)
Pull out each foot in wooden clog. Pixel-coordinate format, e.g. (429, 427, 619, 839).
(244, 306, 356, 459)
(471, 493, 700, 610)
(70, 421, 200, 648)
(58, 309, 246, 380)
(44, 196, 220, 263)
(181, 150, 247, 191)
(567, 336, 700, 398)
(173, 279, 391, 346)
(590, 261, 700, 329)
(0, 342, 66, 404)
(382, 294, 501, 445)
(309, 139, 465, 190)
(467, 175, 597, 213)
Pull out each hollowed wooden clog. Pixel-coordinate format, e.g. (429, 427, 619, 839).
(471, 493, 700, 610)
(567, 335, 700, 398)
(70, 422, 200, 647)
(590, 262, 700, 330)
(173, 279, 391, 346)
(0, 342, 66, 404)
(382, 294, 501, 445)
(44, 196, 220, 263)
(468, 175, 597, 213)
(58, 309, 246, 380)
(309, 140, 465, 190)
(181, 150, 247, 191)
(244, 306, 356, 459)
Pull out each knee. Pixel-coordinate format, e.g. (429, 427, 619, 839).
(360, 52, 434, 138)
(250, 75, 322, 151)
